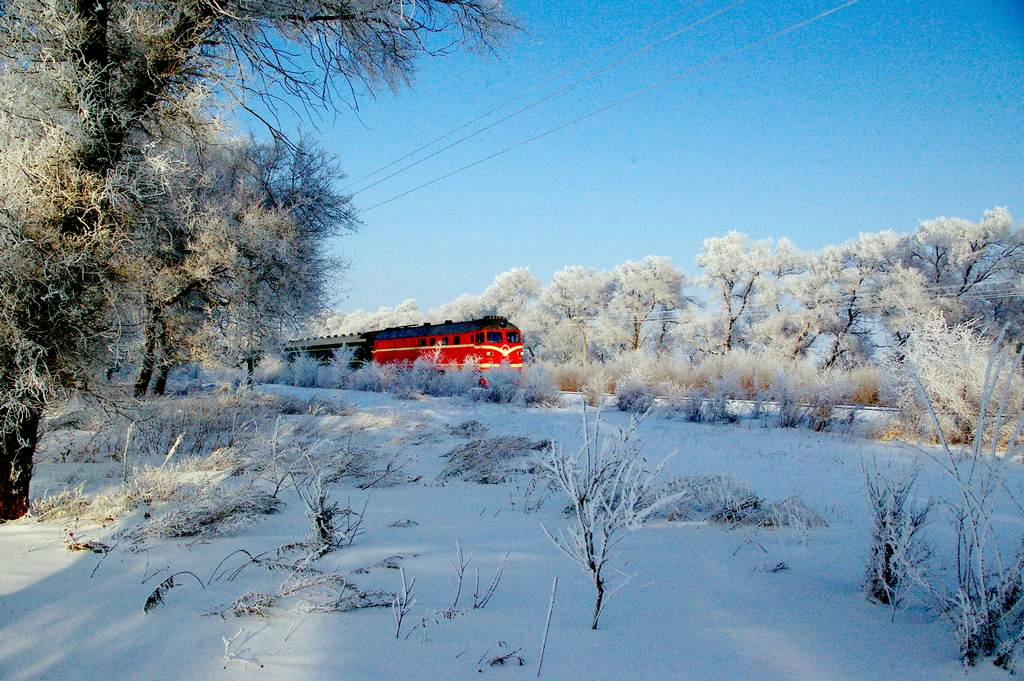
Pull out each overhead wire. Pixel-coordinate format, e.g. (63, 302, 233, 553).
(359, 0, 862, 214)
(347, 0, 744, 197)
(340, 0, 713, 192)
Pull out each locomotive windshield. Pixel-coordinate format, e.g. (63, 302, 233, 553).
(507, 332, 520, 343)
(486, 332, 502, 343)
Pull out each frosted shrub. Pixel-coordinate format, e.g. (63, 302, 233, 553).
(765, 369, 810, 428)
(68, 392, 280, 464)
(580, 370, 609, 407)
(897, 336, 1024, 669)
(665, 384, 705, 422)
(437, 365, 481, 397)
(849, 365, 884, 406)
(439, 436, 540, 483)
(125, 484, 279, 542)
(696, 350, 774, 399)
(615, 368, 656, 413)
(315, 350, 354, 389)
(476, 368, 522, 404)
(255, 356, 292, 385)
(386, 356, 474, 399)
(467, 366, 559, 406)
(521, 366, 561, 406)
(538, 407, 674, 629)
(699, 377, 738, 423)
(863, 463, 932, 608)
(348, 362, 395, 392)
(807, 372, 849, 432)
(545, 362, 587, 392)
(290, 355, 319, 388)
(894, 316, 1024, 447)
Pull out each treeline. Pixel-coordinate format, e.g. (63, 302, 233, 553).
(318, 207, 1022, 368)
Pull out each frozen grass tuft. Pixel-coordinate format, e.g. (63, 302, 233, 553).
(862, 462, 932, 608)
(439, 436, 546, 484)
(124, 485, 279, 542)
(651, 474, 827, 529)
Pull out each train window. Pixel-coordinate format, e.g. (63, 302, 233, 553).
(475, 332, 484, 344)
(453, 336, 461, 345)
(429, 338, 436, 346)
(487, 331, 502, 343)
(440, 337, 448, 346)
(418, 339, 427, 347)
(507, 332, 520, 343)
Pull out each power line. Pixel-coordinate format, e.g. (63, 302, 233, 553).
(340, 0, 711, 193)
(360, 0, 861, 214)
(348, 0, 744, 197)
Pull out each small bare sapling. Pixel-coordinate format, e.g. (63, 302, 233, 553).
(392, 567, 416, 639)
(538, 405, 675, 629)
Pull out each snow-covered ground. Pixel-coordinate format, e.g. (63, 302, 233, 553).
(1, 386, 1020, 680)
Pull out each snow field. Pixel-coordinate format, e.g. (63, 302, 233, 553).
(1, 385, 1020, 680)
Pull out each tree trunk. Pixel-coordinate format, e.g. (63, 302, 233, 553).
(151, 316, 173, 396)
(591, 577, 605, 630)
(243, 357, 256, 389)
(0, 407, 42, 520)
(134, 316, 159, 397)
(152, 363, 170, 396)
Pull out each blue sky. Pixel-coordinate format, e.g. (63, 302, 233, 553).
(248, 0, 1024, 311)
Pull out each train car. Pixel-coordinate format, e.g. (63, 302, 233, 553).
(287, 316, 524, 370)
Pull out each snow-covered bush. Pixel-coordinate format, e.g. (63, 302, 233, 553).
(63, 392, 282, 465)
(651, 474, 753, 521)
(664, 384, 704, 422)
(255, 355, 292, 385)
(894, 316, 1024, 447)
(315, 349, 354, 389)
(439, 436, 542, 484)
(124, 484, 280, 542)
(538, 407, 674, 629)
(292, 465, 365, 560)
(348, 362, 395, 392)
(848, 365, 885, 406)
(387, 356, 480, 399)
(389, 360, 431, 400)
(664, 385, 732, 423)
(474, 367, 522, 403)
(615, 368, 656, 413)
(580, 370, 610, 407)
(467, 366, 560, 406)
(862, 463, 932, 608)
(520, 366, 561, 406)
(896, 336, 1024, 669)
(545, 361, 587, 392)
(693, 350, 775, 400)
(290, 354, 320, 388)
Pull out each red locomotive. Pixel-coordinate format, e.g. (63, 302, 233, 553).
(287, 316, 524, 370)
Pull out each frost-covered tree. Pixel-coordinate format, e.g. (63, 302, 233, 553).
(319, 298, 425, 336)
(533, 266, 613, 363)
(132, 136, 354, 395)
(903, 208, 1024, 334)
(0, 0, 513, 519)
(479, 267, 542, 321)
(778, 233, 896, 366)
(601, 257, 688, 354)
(696, 232, 802, 354)
(433, 294, 485, 323)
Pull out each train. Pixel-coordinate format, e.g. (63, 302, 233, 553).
(286, 316, 525, 370)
